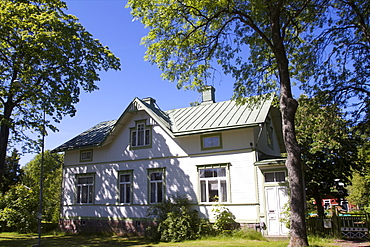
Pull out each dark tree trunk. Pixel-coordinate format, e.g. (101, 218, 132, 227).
(0, 101, 14, 186)
(271, 15, 309, 245)
(313, 188, 325, 217)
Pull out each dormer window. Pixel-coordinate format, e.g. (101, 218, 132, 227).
(80, 150, 93, 162)
(130, 120, 152, 149)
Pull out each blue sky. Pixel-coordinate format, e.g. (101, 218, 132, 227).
(20, 0, 236, 165)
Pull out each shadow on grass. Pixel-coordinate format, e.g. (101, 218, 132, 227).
(0, 234, 154, 247)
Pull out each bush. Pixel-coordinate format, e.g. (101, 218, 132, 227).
(145, 195, 212, 242)
(158, 206, 199, 242)
(0, 184, 38, 233)
(212, 205, 239, 233)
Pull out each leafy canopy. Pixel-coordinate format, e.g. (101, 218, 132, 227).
(296, 95, 361, 215)
(0, 0, 120, 150)
(22, 150, 63, 222)
(310, 0, 370, 124)
(128, 0, 322, 102)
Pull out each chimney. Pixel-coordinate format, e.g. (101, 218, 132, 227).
(142, 97, 156, 107)
(201, 86, 216, 104)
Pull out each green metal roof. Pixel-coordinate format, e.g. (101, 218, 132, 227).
(167, 97, 272, 135)
(53, 95, 275, 152)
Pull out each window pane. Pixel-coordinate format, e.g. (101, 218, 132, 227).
(88, 185, 93, 203)
(200, 180, 206, 202)
(208, 180, 219, 202)
(125, 184, 131, 203)
(157, 182, 163, 203)
(150, 182, 156, 203)
(120, 174, 130, 183)
(221, 180, 227, 202)
(199, 167, 228, 203)
(77, 177, 85, 184)
(265, 173, 274, 182)
(275, 172, 286, 182)
(138, 124, 144, 146)
(120, 184, 125, 203)
(218, 168, 226, 177)
(81, 186, 88, 203)
(145, 129, 150, 145)
(203, 136, 220, 148)
(131, 131, 137, 146)
(203, 169, 217, 178)
(77, 186, 81, 203)
(81, 151, 92, 160)
(151, 172, 162, 181)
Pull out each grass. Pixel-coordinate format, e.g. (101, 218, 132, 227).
(0, 231, 347, 247)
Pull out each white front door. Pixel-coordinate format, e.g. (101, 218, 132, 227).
(265, 186, 289, 235)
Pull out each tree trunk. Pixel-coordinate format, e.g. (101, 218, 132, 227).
(273, 34, 309, 247)
(313, 187, 325, 217)
(0, 101, 14, 186)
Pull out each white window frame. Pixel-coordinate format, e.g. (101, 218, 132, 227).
(130, 120, 152, 149)
(148, 169, 165, 204)
(198, 164, 229, 203)
(119, 171, 133, 204)
(76, 174, 94, 204)
(264, 171, 286, 183)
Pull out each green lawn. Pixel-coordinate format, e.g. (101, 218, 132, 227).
(0, 232, 342, 247)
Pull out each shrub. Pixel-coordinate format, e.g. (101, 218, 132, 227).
(212, 205, 239, 233)
(0, 184, 38, 233)
(158, 206, 199, 242)
(145, 195, 211, 242)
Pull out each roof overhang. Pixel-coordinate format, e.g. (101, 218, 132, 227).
(254, 158, 286, 169)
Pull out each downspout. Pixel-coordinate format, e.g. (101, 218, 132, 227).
(255, 123, 264, 162)
(254, 123, 264, 233)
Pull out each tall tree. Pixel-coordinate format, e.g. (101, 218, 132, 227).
(347, 136, 370, 211)
(296, 95, 361, 216)
(128, 0, 326, 245)
(312, 0, 369, 124)
(22, 150, 63, 222)
(0, 148, 22, 194)
(0, 0, 120, 185)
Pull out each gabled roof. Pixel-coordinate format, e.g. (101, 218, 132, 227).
(53, 95, 276, 152)
(53, 120, 117, 152)
(168, 98, 272, 136)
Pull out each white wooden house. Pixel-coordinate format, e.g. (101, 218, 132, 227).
(54, 86, 289, 236)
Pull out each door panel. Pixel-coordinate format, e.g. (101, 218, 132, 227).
(265, 186, 289, 235)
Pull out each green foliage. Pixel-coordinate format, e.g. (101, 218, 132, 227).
(280, 202, 291, 229)
(230, 227, 266, 241)
(22, 150, 63, 222)
(158, 206, 200, 242)
(0, 0, 120, 182)
(0, 149, 22, 194)
(311, 0, 370, 125)
(127, 0, 323, 98)
(212, 205, 238, 234)
(347, 172, 369, 210)
(146, 195, 211, 242)
(296, 95, 362, 215)
(0, 184, 38, 233)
